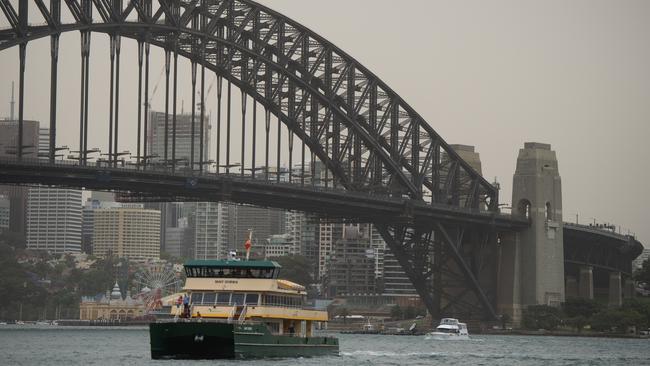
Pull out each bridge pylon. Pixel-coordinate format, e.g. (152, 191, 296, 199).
(498, 142, 565, 324)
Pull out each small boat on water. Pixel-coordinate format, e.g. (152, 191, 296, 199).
(149, 258, 339, 359)
(425, 318, 469, 340)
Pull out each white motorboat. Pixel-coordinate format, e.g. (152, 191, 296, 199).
(426, 318, 469, 340)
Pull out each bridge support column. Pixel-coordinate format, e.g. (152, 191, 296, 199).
(565, 276, 578, 299)
(507, 142, 564, 311)
(608, 272, 622, 307)
(624, 278, 635, 300)
(578, 266, 593, 299)
(497, 231, 522, 325)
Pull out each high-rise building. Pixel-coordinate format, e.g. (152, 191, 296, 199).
(229, 205, 285, 253)
(147, 110, 213, 258)
(0, 119, 41, 236)
(93, 207, 161, 261)
(26, 187, 82, 254)
(82, 199, 121, 255)
(286, 211, 319, 275)
(382, 252, 418, 296)
(147, 110, 210, 166)
(38, 127, 49, 159)
(326, 224, 378, 297)
(193, 202, 229, 260)
(164, 217, 194, 259)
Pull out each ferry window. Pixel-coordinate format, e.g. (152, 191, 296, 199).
(202, 292, 216, 305)
(266, 322, 280, 335)
(216, 292, 231, 305)
(231, 293, 245, 305)
(264, 295, 277, 306)
(191, 292, 203, 304)
(245, 294, 259, 305)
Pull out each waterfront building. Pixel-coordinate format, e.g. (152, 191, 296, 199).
(26, 187, 82, 254)
(382, 252, 418, 297)
(325, 224, 378, 297)
(92, 207, 161, 261)
(79, 282, 146, 321)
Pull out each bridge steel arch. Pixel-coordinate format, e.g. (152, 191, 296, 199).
(0, 0, 511, 320)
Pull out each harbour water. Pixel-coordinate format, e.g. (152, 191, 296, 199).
(1, 325, 648, 366)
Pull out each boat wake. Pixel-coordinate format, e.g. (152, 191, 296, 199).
(342, 350, 441, 358)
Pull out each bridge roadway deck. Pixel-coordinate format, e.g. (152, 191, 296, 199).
(0, 158, 526, 229)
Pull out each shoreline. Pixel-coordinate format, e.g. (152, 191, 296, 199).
(478, 329, 649, 339)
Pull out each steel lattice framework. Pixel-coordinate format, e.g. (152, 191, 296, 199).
(0, 0, 524, 320)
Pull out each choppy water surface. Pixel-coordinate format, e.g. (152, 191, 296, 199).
(1, 325, 649, 366)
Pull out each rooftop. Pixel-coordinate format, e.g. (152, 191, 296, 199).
(184, 259, 282, 269)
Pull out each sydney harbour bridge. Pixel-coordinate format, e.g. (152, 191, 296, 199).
(0, 0, 642, 322)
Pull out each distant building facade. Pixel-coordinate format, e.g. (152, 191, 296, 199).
(147, 110, 210, 166)
(265, 233, 294, 258)
(0, 119, 41, 236)
(0, 195, 9, 232)
(193, 202, 230, 260)
(286, 211, 319, 275)
(93, 207, 161, 261)
(230, 205, 285, 253)
(325, 224, 378, 297)
(79, 282, 146, 321)
(26, 187, 82, 254)
(82, 199, 121, 255)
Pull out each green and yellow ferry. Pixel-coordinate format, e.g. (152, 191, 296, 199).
(149, 259, 339, 359)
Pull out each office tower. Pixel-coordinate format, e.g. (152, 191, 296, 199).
(26, 187, 82, 254)
(93, 207, 161, 261)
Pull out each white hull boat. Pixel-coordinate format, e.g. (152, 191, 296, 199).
(425, 318, 469, 340)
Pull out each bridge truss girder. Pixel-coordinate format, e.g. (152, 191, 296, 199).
(376, 220, 499, 320)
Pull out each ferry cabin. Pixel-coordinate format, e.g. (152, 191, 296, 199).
(176, 260, 327, 337)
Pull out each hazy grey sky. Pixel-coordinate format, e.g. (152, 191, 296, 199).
(0, 0, 648, 245)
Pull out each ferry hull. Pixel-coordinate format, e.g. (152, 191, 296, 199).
(150, 322, 339, 359)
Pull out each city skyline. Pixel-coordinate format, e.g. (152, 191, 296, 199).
(0, 0, 647, 247)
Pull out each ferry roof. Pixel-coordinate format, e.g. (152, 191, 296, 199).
(184, 260, 282, 269)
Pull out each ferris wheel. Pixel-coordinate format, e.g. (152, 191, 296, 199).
(134, 262, 183, 312)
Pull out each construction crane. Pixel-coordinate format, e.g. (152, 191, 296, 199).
(197, 73, 218, 110)
(146, 66, 166, 109)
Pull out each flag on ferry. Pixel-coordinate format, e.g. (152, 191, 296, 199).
(244, 239, 251, 251)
